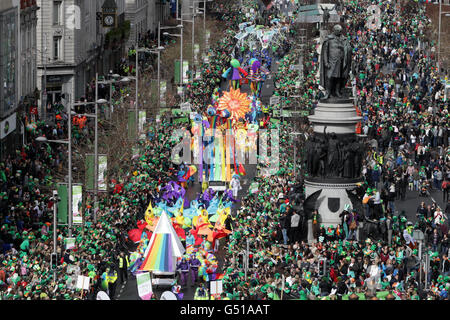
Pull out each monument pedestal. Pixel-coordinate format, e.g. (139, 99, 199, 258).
(305, 179, 362, 243)
(304, 97, 364, 244)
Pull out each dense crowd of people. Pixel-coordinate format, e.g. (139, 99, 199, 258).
(216, 0, 450, 300)
(0, 0, 449, 301)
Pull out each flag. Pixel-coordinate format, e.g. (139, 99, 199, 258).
(179, 198, 184, 215)
(215, 273, 224, 280)
(144, 201, 154, 225)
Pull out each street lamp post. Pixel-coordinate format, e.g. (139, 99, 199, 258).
(52, 189, 58, 279)
(72, 96, 108, 223)
(290, 132, 302, 179)
(136, 42, 139, 138)
(68, 95, 73, 237)
(437, 4, 450, 73)
(135, 46, 165, 120)
(35, 132, 71, 236)
(97, 73, 122, 120)
(95, 74, 99, 219)
(163, 28, 184, 102)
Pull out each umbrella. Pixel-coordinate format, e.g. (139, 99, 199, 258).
(160, 291, 178, 300)
(128, 229, 143, 243)
(96, 291, 110, 300)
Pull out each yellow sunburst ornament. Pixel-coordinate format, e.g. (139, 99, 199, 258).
(217, 88, 251, 123)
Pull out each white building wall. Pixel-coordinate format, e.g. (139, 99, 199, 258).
(36, 0, 102, 109)
(125, 0, 149, 48)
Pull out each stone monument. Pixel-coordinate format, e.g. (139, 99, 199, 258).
(303, 23, 365, 243)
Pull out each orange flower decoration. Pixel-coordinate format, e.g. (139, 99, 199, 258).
(217, 88, 251, 122)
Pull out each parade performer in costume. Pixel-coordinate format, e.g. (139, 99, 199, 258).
(189, 254, 202, 286)
(230, 174, 242, 198)
(194, 282, 209, 300)
(177, 257, 190, 286)
(222, 59, 248, 90)
(246, 59, 270, 97)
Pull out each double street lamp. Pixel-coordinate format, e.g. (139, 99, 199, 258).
(290, 132, 302, 179)
(163, 27, 184, 102)
(159, 23, 182, 108)
(96, 72, 125, 120)
(437, 2, 450, 72)
(35, 136, 71, 241)
(71, 94, 108, 224)
(37, 92, 108, 237)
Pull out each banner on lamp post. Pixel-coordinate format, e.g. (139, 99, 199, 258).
(160, 80, 167, 108)
(72, 184, 83, 225)
(65, 237, 76, 250)
(86, 154, 107, 192)
(174, 60, 180, 84)
(150, 80, 158, 102)
(139, 111, 146, 133)
(98, 155, 107, 192)
(183, 61, 189, 84)
(128, 110, 137, 140)
(194, 43, 200, 64)
(57, 183, 68, 225)
(85, 155, 94, 191)
(131, 146, 139, 161)
(205, 29, 210, 52)
(174, 60, 189, 84)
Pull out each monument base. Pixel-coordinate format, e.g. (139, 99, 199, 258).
(305, 178, 362, 243)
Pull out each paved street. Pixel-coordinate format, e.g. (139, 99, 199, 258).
(117, 48, 280, 300)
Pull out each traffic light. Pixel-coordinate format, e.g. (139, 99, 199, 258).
(248, 253, 254, 269)
(74, 104, 85, 114)
(51, 252, 58, 270)
(237, 252, 245, 270)
(74, 98, 86, 114)
(318, 258, 327, 276)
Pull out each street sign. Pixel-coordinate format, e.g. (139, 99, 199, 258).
(270, 96, 280, 105)
(413, 230, 424, 241)
(180, 102, 191, 113)
(301, 110, 310, 116)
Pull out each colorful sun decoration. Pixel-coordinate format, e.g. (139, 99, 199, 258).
(217, 88, 251, 123)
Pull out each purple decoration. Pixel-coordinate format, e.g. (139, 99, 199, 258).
(231, 68, 241, 80)
(251, 60, 261, 73)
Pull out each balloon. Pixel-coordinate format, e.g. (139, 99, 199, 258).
(207, 106, 216, 116)
(221, 110, 231, 118)
(194, 114, 203, 123)
(230, 59, 240, 68)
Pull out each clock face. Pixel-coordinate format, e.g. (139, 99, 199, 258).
(104, 15, 114, 26)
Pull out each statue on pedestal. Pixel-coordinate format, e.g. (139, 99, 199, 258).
(320, 5, 335, 26)
(320, 24, 352, 100)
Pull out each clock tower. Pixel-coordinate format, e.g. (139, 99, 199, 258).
(102, 0, 118, 28)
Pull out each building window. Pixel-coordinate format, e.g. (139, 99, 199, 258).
(53, 1, 62, 25)
(53, 36, 61, 60)
(0, 9, 17, 115)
